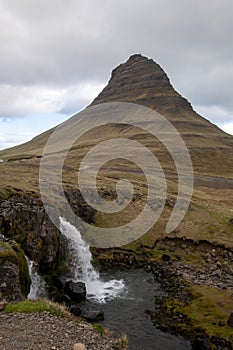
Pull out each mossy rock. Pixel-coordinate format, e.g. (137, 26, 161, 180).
(0, 240, 30, 298)
(11, 243, 31, 296)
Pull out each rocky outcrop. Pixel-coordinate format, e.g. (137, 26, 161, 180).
(0, 189, 96, 274)
(0, 236, 30, 301)
(0, 192, 60, 271)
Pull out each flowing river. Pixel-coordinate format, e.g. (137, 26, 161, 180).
(59, 218, 191, 350)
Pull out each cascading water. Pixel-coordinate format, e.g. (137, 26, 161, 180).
(26, 258, 47, 300)
(59, 217, 125, 303)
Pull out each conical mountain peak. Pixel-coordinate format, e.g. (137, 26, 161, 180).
(91, 54, 192, 114)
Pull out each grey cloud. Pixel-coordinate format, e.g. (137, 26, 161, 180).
(0, 0, 232, 125)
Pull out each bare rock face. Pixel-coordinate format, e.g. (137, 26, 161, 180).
(92, 54, 193, 115)
(0, 236, 30, 301)
(0, 189, 96, 273)
(0, 193, 60, 271)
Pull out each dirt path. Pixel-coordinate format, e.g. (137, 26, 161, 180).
(0, 311, 122, 350)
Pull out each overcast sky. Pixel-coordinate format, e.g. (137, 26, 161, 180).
(0, 0, 233, 150)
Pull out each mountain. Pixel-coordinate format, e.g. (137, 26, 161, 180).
(0, 54, 233, 249)
(91, 54, 233, 173)
(2, 54, 233, 174)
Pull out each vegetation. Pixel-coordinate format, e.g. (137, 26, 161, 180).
(162, 284, 233, 344)
(5, 299, 72, 319)
(0, 241, 18, 265)
(11, 243, 31, 296)
(181, 285, 233, 341)
(0, 241, 30, 296)
(93, 323, 105, 335)
(93, 323, 128, 349)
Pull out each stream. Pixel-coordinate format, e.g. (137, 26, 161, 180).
(27, 218, 192, 349)
(60, 217, 191, 350)
(79, 268, 191, 350)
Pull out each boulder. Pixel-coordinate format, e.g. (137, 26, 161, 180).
(162, 253, 171, 262)
(224, 265, 233, 275)
(69, 304, 82, 317)
(212, 269, 222, 278)
(64, 281, 86, 302)
(81, 309, 104, 322)
(73, 344, 87, 350)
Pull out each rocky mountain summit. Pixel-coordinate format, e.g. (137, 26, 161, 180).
(92, 54, 232, 144)
(92, 54, 193, 114)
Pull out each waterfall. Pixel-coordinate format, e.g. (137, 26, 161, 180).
(59, 217, 125, 303)
(26, 258, 47, 300)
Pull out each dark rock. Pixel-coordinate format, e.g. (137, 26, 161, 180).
(191, 333, 211, 350)
(162, 253, 171, 262)
(81, 310, 104, 322)
(211, 336, 232, 349)
(212, 269, 222, 278)
(218, 320, 225, 327)
(224, 265, 233, 275)
(53, 276, 68, 290)
(160, 324, 168, 332)
(227, 312, 233, 327)
(69, 305, 82, 317)
(64, 281, 86, 302)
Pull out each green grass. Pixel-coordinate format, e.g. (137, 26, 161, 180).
(181, 285, 233, 341)
(164, 284, 233, 344)
(5, 299, 72, 319)
(0, 241, 18, 265)
(93, 323, 105, 336)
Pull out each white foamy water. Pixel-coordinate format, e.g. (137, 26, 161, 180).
(26, 258, 47, 300)
(59, 217, 125, 303)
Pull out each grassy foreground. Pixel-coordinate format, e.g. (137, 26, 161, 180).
(5, 299, 72, 319)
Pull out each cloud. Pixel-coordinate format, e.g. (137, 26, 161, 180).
(0, 131, 37, 150)
(0, 0, 232, 130)
(220, 122, 233, 136)
(195, 105, 233, 124)
(0, 85, 63, 117)
(60, 82, 105, 114)
(0, 82, 104, 118)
